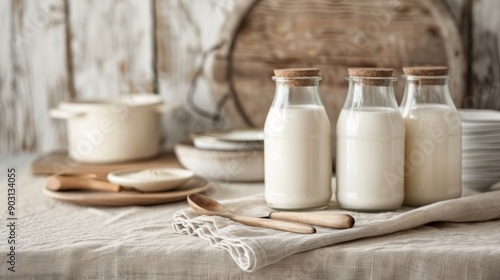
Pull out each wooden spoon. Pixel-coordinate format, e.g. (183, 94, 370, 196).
(46, 174, 122, 192)
(187, 194, 316, 234)
(268, 211, 355, 229)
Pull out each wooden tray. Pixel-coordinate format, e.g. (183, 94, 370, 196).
(43, 176, 210, 206)
(32, 151, 182, 179)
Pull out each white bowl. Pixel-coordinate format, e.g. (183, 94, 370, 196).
(107, 168, 194, 192)
(174, 142, 264, 182)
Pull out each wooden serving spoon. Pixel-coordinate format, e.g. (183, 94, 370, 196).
(46, 174, 122, 192)
(187, 194, 316, 234)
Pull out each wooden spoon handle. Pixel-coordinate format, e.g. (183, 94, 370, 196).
(269, 212, 355, 229)
(46, 175, 121, 192)
(55, 172, 98, 179)
(229, 214, 316, 234)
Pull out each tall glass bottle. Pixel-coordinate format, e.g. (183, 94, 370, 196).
(336, 68, 405, 211)
(264, 68, 332, 210)
(400, 66, 462, 206)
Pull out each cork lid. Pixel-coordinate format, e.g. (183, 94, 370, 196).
(273, 68, 321, 87)
(274, 68, 320, 77)
(402, 66, 448, 76)
(403, 66, 448, 85)
(347, 68, 394, 86)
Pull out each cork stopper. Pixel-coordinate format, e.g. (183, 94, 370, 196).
(403, 66, 448, 85)
(347, 68, 394, 86)
(273, 68, 320, 87)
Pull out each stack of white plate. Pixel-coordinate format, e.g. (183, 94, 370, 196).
(459, 109, 500, 191)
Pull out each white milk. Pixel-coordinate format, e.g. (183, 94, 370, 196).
(264, 105, 332, 210)
(402, 104, 462, 206)
(336, 107, 405, 211)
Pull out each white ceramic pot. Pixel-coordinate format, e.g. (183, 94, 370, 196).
(51, 94, 174, 163)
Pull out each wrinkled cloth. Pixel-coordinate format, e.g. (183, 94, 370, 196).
(173, 190, 500, 272)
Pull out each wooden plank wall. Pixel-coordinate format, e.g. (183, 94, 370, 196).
(0, 0, 499, 153)
(1, 0, 71, 153)
(68, 0, 155, 98)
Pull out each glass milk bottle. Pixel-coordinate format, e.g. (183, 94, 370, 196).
(336, 68, 405, 211)
(264, 68, 332, 210)
(400, 66, 462, 206)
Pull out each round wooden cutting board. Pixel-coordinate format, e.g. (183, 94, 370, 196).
(211, 0, 465, 158)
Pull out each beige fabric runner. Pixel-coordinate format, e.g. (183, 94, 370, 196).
(173, 190, 500, 272)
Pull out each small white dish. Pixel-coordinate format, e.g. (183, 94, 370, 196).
(107, 168, 194, 192)
(191, 129, 264, 151)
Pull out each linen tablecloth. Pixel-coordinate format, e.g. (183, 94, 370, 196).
(1, 156, 500, 279)
(173, 190, 500, 272)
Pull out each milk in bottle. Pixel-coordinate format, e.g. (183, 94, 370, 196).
(336, 68, 405, 211)
(400, 66, 462, 206)
(264, 68, 332, 210)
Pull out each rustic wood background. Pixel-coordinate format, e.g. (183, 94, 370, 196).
(0, 0, 499, 154)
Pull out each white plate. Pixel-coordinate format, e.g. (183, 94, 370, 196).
(192, 129, 264, 150)
(462, 125, 500, 133)
(462, 161, 500, 168)
(463, 168, 500, 174)
(462, 171, 500, 178)
(459, 109, 500, 123)
(193, 138, 263, 150)
(107, 168, 194, 192)
(462, 162, 500, 169)
(462, 152, 500, 160)
(462, 164, 500, 171)
(462, 130, 500, 138)
(462, 137, 500, 144)
(462, 144, 500, 151)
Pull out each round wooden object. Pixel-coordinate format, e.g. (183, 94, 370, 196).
(212, 0, 465, 130)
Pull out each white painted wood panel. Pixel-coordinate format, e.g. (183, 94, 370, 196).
(1, 0, 70, 153)
(0, 0, 15, 153)
(68, 0, 154, 98)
